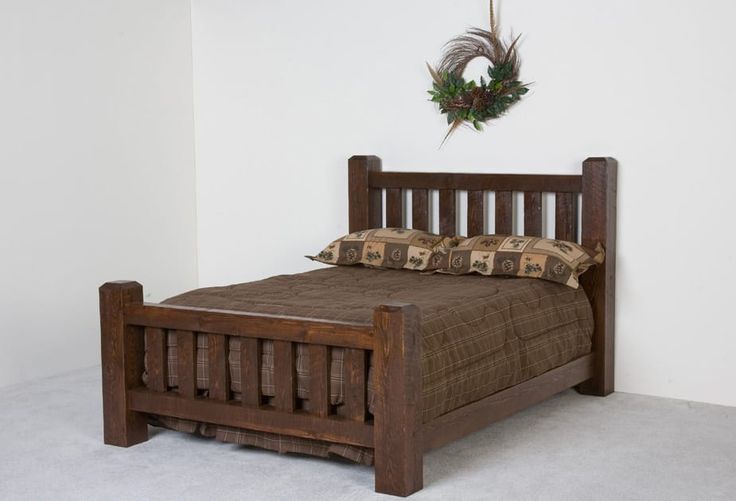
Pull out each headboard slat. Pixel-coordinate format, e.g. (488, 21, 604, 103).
(467, 190, 485, 237)
(555, 192, 578, 242)
(439, 190, 457, 236)
(411, 189, 429, 231)
(494, 191, 513, 234)
(386, 188, 403, 228)
(524, 192, 543, 237)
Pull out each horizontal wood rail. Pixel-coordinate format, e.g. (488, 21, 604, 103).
(128, 388, 374, 447)
(368, 171, 582, 193)
(125, 303, 374, 350)
(422, 353, 595, 451)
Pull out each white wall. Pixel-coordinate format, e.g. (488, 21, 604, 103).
(0, 0, 198, 386)
(191, 0, 736, 407)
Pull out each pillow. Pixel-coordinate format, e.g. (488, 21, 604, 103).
(309, 228, 456, 271)
(435, 234, 604, 288)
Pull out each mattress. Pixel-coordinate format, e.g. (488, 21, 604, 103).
(145, 266, 593, 464)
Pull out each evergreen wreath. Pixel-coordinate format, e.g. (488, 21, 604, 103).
(427, 0, 530, 144)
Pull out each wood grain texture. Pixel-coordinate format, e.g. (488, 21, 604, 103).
(207, 334, 229, 401)
(99, 281, 148, 446)
(373, 303, 422, 497)
(240, 338, 262, 407)
(125, 303, 374, 350)
(423, 354, 595, 451)
(578, 157, 617, 396)
(524, 191, 543, 237)
(273, 341, 296, 412)
(555, 192, 578, 242)
(343, 348, 367, 422)
(385, 188, 403, 228)
(348, 155, 382, 233)
(308, 345, 330, 417)
(411, 189, 429, 231)
(439, 189, 456, 236)
(145, 327, 167, 392)
(369, 171, 582, 193)
(175, 330, 197, 399)
(128, 388, 374, 447)
(495, 191, 513, 234)
(467, 190, 485, 236)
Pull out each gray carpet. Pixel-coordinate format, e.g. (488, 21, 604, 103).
(0, 367, 733, 501)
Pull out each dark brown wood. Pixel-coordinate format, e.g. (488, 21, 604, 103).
(125, 303, 374, 350)
(578, 157, 617, 396)
(308, 345, 330, 417)
(370, 171, 582, 193)
(348, 155, 382, 233)
(495, 191, 513, 234)
(411, 189, 429, 231)
(208, 334, 229, 401)
(385, 188, 403, 228)
(176, 330, 197, 399)
(524, 191, 543, 237)
(343, 348, 367, 422)
(423, 354, 595, 451)
(555, 192, 578, 242)
(100, 281, 148, 447)
(273, 341, 296, 412)
(467, 190, 485, 236)
(128, 388, 374, 447)
(373, 303, 422, 497)
(240, 338, 262, 407)
(439, 189, 457, 236)
(145, 327, 167, 392)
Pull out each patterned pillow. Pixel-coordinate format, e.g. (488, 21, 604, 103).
(435, 234, 604, 288)
(309, 228, 456, 271)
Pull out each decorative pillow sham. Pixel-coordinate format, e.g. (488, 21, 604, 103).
(435, 234, 604, 289)
(309, 228, 455, 271)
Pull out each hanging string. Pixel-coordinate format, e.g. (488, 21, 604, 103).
(489, 0, 497, 34)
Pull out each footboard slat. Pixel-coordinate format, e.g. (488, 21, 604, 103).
(145, 327, 167, 392)
(308, 345, 330, 417)
(343, 348, 367, 421)
(274, 341, 296, 412)
(175, 330, 197, 398)
(208, 334, 229, 401)
(240, 338, 262, 407)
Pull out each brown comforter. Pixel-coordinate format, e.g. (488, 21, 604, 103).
(146, 266, 593, 464)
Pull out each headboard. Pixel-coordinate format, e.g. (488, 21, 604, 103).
(347, 155, 617, 396)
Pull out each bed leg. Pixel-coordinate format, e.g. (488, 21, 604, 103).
(373, 303, 423, 497)
(100, 281, 149, 447)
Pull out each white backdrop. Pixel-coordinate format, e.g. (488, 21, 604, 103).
(191, 0, 736, 407)
(0, 0, 198, 386)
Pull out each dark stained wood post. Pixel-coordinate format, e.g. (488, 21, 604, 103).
(100, 281, 148, 446)
(373, 303, 423, 497)
(578, 157, 617, 396)
(348, 155, 382, 233)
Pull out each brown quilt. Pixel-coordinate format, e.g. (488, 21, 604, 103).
(145, 266, 593, 464)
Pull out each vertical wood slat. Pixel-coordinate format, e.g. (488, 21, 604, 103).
(524, 192, 543, 237)
(273, 341, 296, 412)
(386, 188, 403, 228)
(555, 192, 578, 242)
(207, 334, 229, 401)
(348, 155, 382, 233)
(343, 348, 367, 421)
(308, 345, 330, 417)
(495, 191, 513, 234)
(175, 330, 197, 399)
(240, 338, 262, 407)
(145, 327, 168, 392)
(411, 189, 429, 231)
(439, 189, 456, 236)
(467, 190, 485, 236)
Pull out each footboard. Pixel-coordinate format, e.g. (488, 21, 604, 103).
(99, 281, 422, 497)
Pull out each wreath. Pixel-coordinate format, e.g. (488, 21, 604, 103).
(427, 0, 530, 143)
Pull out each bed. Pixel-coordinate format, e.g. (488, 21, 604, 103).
(100, 155, 616, 497)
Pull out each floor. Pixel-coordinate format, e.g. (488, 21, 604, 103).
(0, 368, 734, 501)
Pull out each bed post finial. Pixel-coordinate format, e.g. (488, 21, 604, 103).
(100, 280, 149, 446)
(578, 157, 617, 396)
(348, 155, 382, 233)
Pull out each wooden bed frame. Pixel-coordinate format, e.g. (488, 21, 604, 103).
(100, 155, 616, 497)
